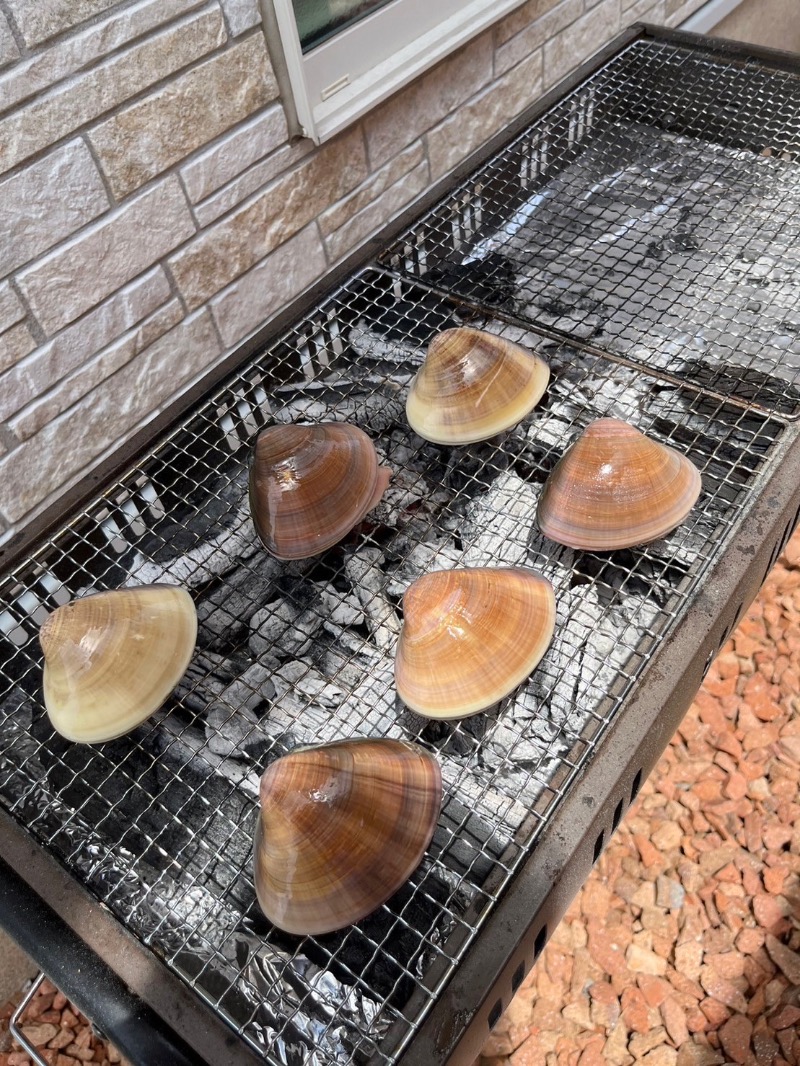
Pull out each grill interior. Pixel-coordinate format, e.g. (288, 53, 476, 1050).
(1, 30, 800, 1066)
(381, 37, 800, 418)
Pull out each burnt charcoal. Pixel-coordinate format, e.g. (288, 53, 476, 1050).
(361, 292, 460, 346)
(426, 251, 518, 309)
(136, 467, 249, 561)
(195, 552, 285, 650)
(676, 358, 800, 416)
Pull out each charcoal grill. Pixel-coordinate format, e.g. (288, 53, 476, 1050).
(2, 23, 800, 1066)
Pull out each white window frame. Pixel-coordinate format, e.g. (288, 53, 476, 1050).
(266, 0, 528, 145)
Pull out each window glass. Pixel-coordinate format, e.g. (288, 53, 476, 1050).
(292, 0, 395, 52)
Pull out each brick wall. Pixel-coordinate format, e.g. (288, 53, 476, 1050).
(0, 0, 707, 545)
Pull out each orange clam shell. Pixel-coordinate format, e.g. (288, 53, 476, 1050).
(249, 422, 391, 560)
(406, 327, 549, 444)
(536, 417, 702, 551)
(395, 567, 556, 719)
(253, 738, 442, 936)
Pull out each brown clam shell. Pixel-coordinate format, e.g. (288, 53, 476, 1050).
(406, 327, 550, 444)
(395, 567, 556, 719)
(536, 417, 702, 551)
(249, 422, 391, 560)
(253, 738, 442, 936)
(39, 584, 197, 744)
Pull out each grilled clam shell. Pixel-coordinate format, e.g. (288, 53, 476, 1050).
(253, 738, 442, 935)
(39, 584, 197, 744)
(406, 327, 549, 444)
(536, 417, 702, 551)
(249, 422, 391, 560)
(395, 567, 556, 719)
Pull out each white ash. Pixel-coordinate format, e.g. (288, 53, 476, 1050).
(529, 583, 656, 735)
(195, 552, 287, 646)
(347, 321, 424, 365)
(272, 374, 409, 435)
(385, 539, 463, 597)
(130, 506, 258, 588)
(204, 660, 276, 757)
(153, 710, 261, 798)
(343, 548, 401, 652)
(459, 470, 540, 567)
(249, 595, 325, 659)
(205, 702, 262, 758)
(258, 651, 405, 748)
(319, 583, 365, 628)
(272, 660, 347, 706)
(367, 467, 448, 530)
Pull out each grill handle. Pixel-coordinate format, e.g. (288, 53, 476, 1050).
(0, 857, 205, 1066)
(10, 974, 50, 1066)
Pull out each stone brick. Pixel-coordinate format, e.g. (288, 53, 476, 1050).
(17, 178, 194, 334)
(0, 0, 205, 113)
(5, 0, 119, 46)
(89, 35, 277, 198)
(181, 103, 290, 204)
(0, 323, 36, 373)
(0, 284, 24, 334)
(428, 49, 544, 181)
(210, 224, 327, 347)
(0, 310, 221, 523)
(10, 300, 184, 439)
(318, 141, 425, 237)
(170, 127, 367, 308)
(496, 0, 565, 45)
(219, 0, 261, 35)
(322, 159, 429, 263)
(0, 7, 226, 176)
(543, 0, 621, 89)
(0, 13, 19, 69)
(0, 141, 109, 275)
(621, 0, 664, 17)
(364, 33, 494, 169)
(194, 139, 314, 226)
(0, 268, 171, 427)
(495, 0, 582, 77)
(665, 0, 705, 20)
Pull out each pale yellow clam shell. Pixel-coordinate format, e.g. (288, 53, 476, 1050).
(395, 567, 556, 719)
(406, 327, 549, 444)
(536, 417, 702, 551)
(254, 738, 442, 936)
(39, 585, 197, 744)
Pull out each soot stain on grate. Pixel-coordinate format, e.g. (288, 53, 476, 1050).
(382, 40, 800, 417)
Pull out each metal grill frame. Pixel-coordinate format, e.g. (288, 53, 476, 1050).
(2, 24, 800, 1066)
(378, 34, 800, 419)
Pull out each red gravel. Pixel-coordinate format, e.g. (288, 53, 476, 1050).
(0, 979, 129, 1065)
(478, 529, 800, 1066)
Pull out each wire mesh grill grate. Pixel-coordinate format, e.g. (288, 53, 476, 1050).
(380, 38, 800, 418)
(0, 266, 788, 1064)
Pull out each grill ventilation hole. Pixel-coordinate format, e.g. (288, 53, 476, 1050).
(612, 798, 624, 832)
(511, 961, 526, 994)
(534, 925, 548, 959)
(488, 999, 503, 1030)
(593, 829, 605, 862)
(630, 769, 643, 802)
